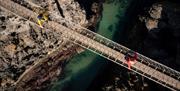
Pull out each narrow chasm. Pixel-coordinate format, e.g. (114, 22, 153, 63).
(54, 0, 65, 18)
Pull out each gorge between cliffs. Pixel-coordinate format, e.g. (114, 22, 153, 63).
(0, 0, 180, 91)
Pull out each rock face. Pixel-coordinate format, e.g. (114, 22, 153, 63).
(46, 0, 88, 25)
(0, 0, 101, 90)
(142, 4, 162, 30)
(0, 7, 63, 89)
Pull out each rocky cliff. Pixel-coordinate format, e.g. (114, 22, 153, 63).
(0, 0, 102, 90)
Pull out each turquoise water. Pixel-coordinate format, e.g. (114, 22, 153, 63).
(51, 0, 132, 91)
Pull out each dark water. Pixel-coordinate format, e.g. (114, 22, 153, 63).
(50, 0, 133, 91)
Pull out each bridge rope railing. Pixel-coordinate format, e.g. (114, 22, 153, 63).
(52, 12, 180, 81)
(18, 0, 180, 81)
(58, 18, 180, 90)
(50, 8, 180, 90)
(0, 0, 179, 90)
(60, 24, 180, 91)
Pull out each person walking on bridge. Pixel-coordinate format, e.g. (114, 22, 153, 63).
(125, 51, 137, 70)
(37, 11, 49, 28)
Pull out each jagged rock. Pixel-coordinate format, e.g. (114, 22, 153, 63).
(149, 4, 162, 19)
(143, 3, 163, 31)
(145, 18, 158, 30)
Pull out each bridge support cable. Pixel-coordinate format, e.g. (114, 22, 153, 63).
(61, 28, 180, 91)
(59, 13, 180, 81)
(51, 9, 180, 83)
(60, 15, 180, 89)
(0, 0, 179, 90)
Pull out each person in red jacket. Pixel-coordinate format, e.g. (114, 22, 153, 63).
(125, 51, 137, 70)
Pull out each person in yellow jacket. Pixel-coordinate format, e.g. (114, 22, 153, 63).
(37, 11, 48, 28)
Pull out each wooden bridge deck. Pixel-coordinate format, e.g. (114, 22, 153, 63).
(0, 0, 179, 90)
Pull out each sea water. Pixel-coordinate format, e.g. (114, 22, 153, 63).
(51, 0, 132, 91)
